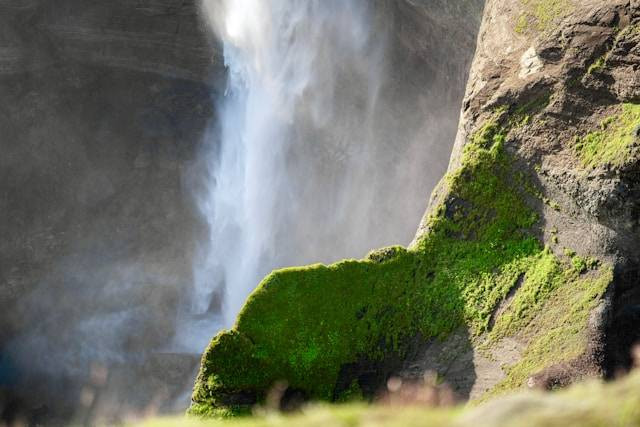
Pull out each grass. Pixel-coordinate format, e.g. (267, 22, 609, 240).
(574, 103, 640, 168)
(139, 370, 640, 427)
(190, 102, 611, 416)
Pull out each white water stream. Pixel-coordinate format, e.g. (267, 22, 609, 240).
(177, 0, 449, 352)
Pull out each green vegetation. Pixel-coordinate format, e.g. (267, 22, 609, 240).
(574, 103, 640, 168)
(190, 98, 612, 417)
(144, 370, 640, 427)
(587, 56, 606, 75)
(514, 0, 573, 34)
(191, 114, 541, 413)
(485, 265, 611, 398)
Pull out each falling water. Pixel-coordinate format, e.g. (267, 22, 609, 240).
(183, 0, 386, 341)
(177, 0, 466, 352)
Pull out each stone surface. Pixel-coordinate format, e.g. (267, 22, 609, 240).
(0, 0, 223, 422)
(414, 0, 640, 392)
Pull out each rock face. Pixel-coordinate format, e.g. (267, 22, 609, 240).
(191, 0, 640, 416)
(424, 0, 640, 386)
(0, 0, 223, 422)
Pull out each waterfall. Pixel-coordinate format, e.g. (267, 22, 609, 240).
(177, 0, 455, 352)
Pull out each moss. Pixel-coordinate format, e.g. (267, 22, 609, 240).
(587, 56, 606, 75)
(515, 0, 573, 34)
(191, 103, 610, 416)
(485, 266, 612, 398)
(515, 14, 529, 35)
(486, 249, 565, 340)
(574, 103, 640, 168)
(513, 93, 551, 121)
(548, 200, 561, 211)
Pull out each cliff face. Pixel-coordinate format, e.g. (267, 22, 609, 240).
(0, 0, 218, 79)
(0, 0, 223, 420)
(191, 0, 640, 416)
(426, 0, 640, 383)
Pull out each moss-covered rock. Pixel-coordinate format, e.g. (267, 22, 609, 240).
(574, 103, 640, 169)
(189, 102, 612, 414)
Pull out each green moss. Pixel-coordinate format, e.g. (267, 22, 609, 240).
(515, 0, 573, 34)
(574, 103, 640, 168)
(513, 93, 551, 120)
(571, 257, 588, 274)
(486, 266, 612, 397)
(514, 14, 529, 35)
(191, 112, 542, 413)
(487, 250, 564, 339)
(587, 56, 606, 75)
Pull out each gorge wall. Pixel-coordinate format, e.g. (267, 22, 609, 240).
(0, 0, 223, 422)
(191, 0, 640, 417)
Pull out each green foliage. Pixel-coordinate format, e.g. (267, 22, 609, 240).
(574, 103, 640, 168)
(147, 370, 640, 427)
(192, 114, 533, 413)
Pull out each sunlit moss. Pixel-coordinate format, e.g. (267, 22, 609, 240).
(190, 109, 546, 415)
(485, 266, 612, 398)
(587, 56, 606, 75)
(514, 0, 573, 34)
(574, 103, 640, 168)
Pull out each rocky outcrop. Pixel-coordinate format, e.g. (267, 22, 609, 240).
(191, 0, 640, 416)
(428, 0, 640, 383)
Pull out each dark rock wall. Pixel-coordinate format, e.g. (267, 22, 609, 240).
(0, 0, 223, 421)
(417, 0, 640, 388)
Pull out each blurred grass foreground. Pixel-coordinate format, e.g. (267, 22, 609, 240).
(136, 368, 640, 427)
